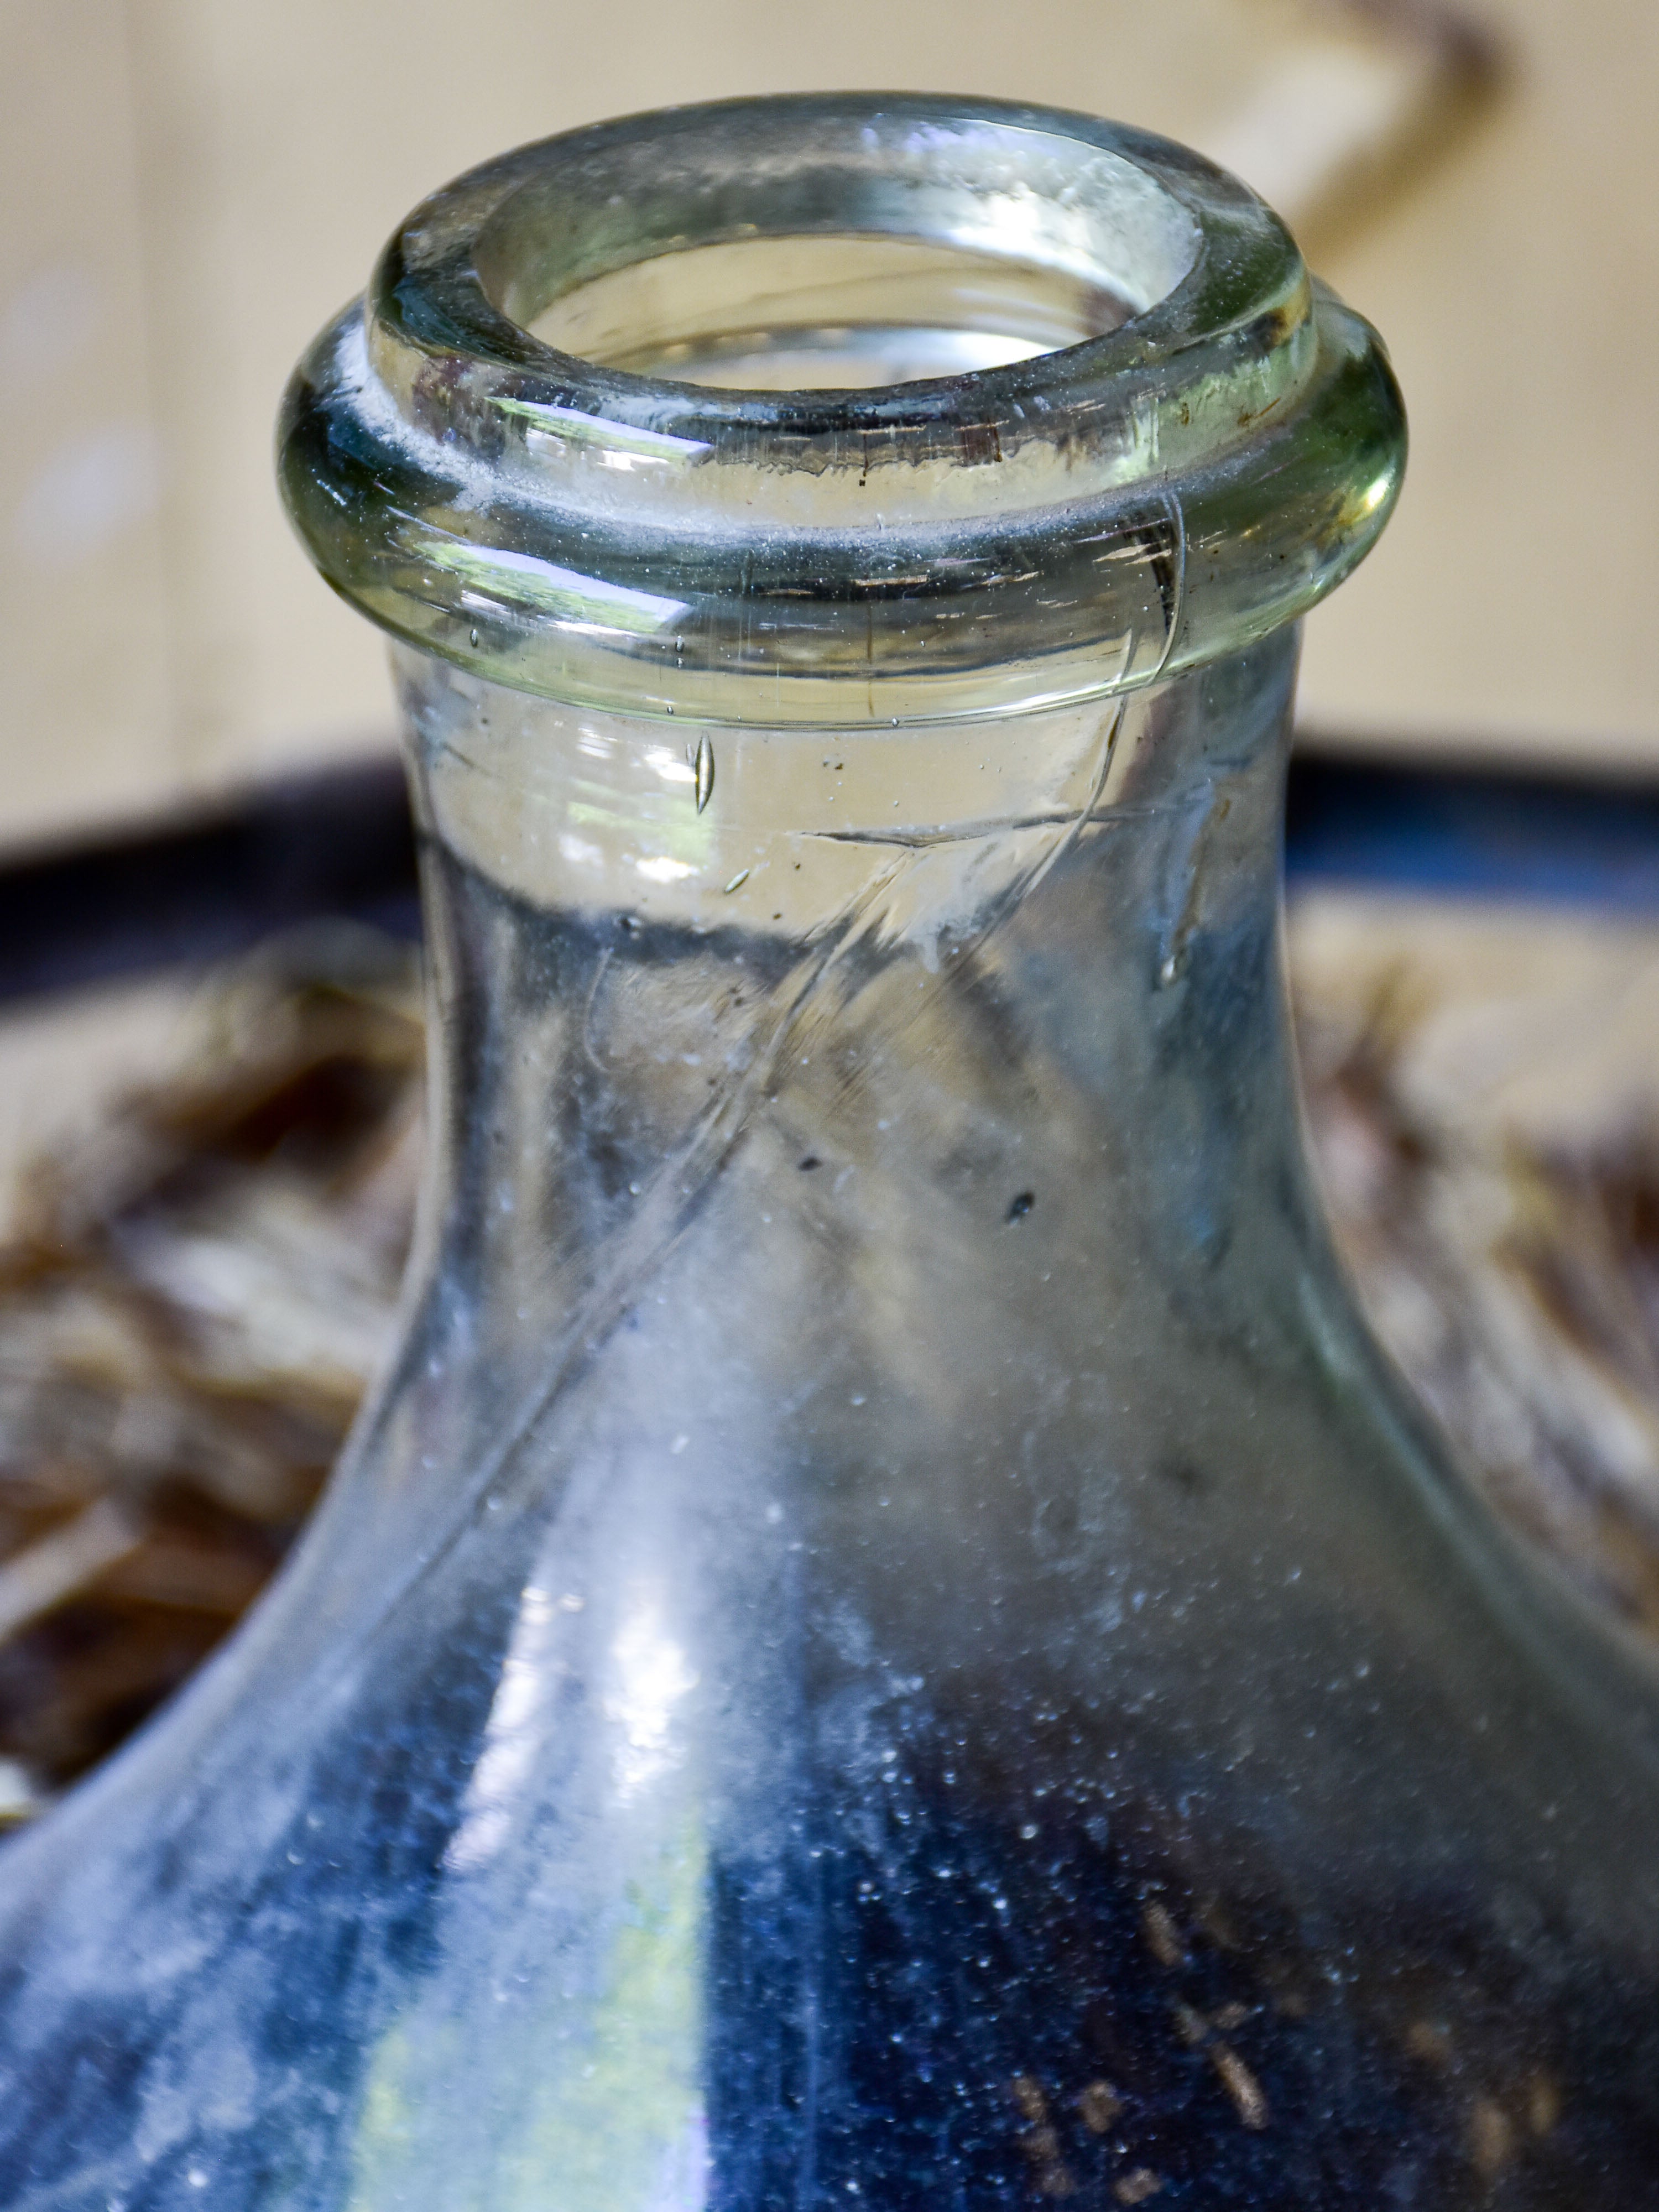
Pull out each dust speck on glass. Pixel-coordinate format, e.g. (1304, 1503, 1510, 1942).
(2, 91, 1657, 2210)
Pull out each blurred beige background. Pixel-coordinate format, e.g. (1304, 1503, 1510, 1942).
(2, 0, 1655, 849)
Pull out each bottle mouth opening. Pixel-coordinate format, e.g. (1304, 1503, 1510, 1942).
(280, 94, 1405, 728)
(472, 113, 1202, 406)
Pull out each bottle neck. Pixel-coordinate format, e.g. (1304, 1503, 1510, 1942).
(395, 633, 1306, 1391)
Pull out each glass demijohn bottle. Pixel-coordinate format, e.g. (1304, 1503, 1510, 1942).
(2, 92, 1658, 2210)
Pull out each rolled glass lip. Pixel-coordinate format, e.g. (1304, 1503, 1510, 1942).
(279, 93, 1405, 728)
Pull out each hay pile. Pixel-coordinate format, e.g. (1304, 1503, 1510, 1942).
(0, 931, 421, 1819)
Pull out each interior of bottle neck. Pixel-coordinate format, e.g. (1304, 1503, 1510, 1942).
(527, 233, 1136, 392)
